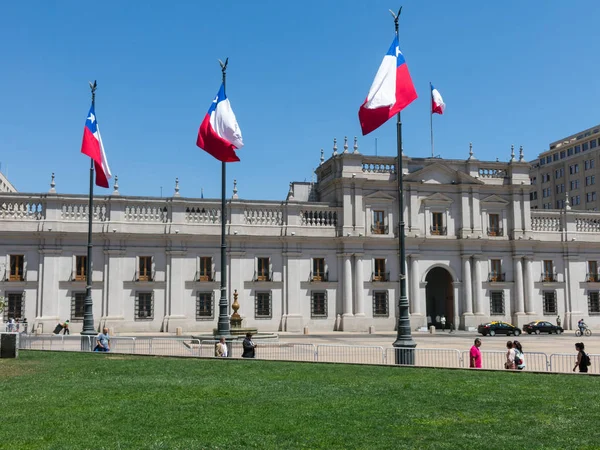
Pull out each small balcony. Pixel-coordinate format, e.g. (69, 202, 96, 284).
(371, 224, 388, 235)
(253, 270, 272, 282)
(68, 270, 87, 282)
(487, 227, 504, 237)
(310, 271, 329, 282)
(488, 272, 506, 282)
(586, 273, 599, 282)
(134, 270, 155, 282)
(541, 272, 558, 283)
(5, 272, 25, 282)
(372, 271, 390, 282)
(195, 270, 214, 282)
(430, 226, 447, 236)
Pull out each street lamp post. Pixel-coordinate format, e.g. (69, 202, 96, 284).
(390, 7, 417, 364)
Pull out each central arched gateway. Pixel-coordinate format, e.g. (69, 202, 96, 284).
(425, 267, 454, 329)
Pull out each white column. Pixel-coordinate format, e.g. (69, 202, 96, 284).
(410, 255, 421, 314)
(524, 257, 535, 314)
(354, 255, 365, 317)
(284, 251, 303, 332)
(462, 256, 473, 315)
(513, 256, 525, 314)
(343, 254, 353, 317)
(473, 256, 483, 315)
(452, 281, 461, 330)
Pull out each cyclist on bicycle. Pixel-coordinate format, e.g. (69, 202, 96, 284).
(578, 318, 587, 335)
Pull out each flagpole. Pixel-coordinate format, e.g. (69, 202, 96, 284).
(81, 80, 97, 338)
(391, 7, 416, 364)
(430, 82, 434, 158)
(216, 59, 231, 339)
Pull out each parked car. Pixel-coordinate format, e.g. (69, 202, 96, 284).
(477, 321, 522, 336)
(523, 320, 563, 335)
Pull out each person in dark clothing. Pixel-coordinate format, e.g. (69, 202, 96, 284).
(242, 333, 256, 358)
(574, 342, 589, 373)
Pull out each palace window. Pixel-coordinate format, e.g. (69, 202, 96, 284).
(312, 258, 326, 281)
(569, 164, 579, 174)
(542, 260, 555, 282)
(570, 180, 579, 190)
(138, 256, 153, 282)
(3, 293, 24, 321)
(571, 195, 581, 206)
(311, 291, 327, 318)
(71, 292, 85, 321)
(256, 257, 271, 281)
(75, 256, 87, 281)
(587, 192, 597, 203)
(9, 255, 24, 281)
(431, 212, 445, 235)
(586, 176, 595, 186)
(196, 292, 214, 320)
(556, 184, 564, 194)
(373, 291, 389, 317)
(372, 210, 387, 234)
(489, 259, 503, 282)
(198, 257, 212, 281)
(135, 292, 154, 320)
(555, 168, 564, 179)
(488, 214, 502, 236)
(373, 259, 388, 282)
(255, 292, 272, 319)
(543, 291, 557, 315)
(589, 292, 600, 314)
(587, 261, 598, 282)
(586, 159, 595, 170)
(490, 291, 505, 315)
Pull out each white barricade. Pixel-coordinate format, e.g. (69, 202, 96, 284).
(461, 350, 507, 370)
(385, 348, 461, 367)
(108, 337, 137, 354)
(316, 344, 385, 365)
(550, 353, 600, 374)
(148, 338, 200, 357)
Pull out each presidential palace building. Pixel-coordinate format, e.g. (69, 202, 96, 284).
(2, 136, 600, 334)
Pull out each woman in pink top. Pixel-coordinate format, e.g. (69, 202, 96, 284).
(470, 338, 482, 368)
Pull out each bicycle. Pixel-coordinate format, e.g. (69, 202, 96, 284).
(575, 326, 592, 337)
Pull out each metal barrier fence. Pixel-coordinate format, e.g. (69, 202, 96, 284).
(386, 348, 462, 367)
(316, 344, 385, 364)
(549, 353, 600, 374)
(10, 335, 599, 375)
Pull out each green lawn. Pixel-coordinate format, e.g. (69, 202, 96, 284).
(1, 351, 599, 449)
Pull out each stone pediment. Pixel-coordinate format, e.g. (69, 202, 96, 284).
(422, 192, 454, 206)
(405, 162, 484, 185)
(364, 191, 396, 202)
(480, 194, 509, 205)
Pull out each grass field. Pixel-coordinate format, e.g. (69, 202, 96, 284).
(1, 351, 599, 449)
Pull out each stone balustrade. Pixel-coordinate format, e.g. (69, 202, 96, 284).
(531, 211, 562, 231)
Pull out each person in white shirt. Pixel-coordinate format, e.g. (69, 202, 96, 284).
(215, 337, 228, 357)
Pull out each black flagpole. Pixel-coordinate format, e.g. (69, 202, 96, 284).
(390, 8, 417, 364)
(216, 59, 231, 339)
(81, 80, 97, 339)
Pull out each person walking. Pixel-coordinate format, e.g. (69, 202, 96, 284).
(62, 320, 70, 335)
(469, 338, 482, 368)
(556, 315, 561, 328)
(505, 341, 516, 370)
(513, 340, 526, 370)
(242, 333, 256, 358)
(215, 337, 228, 357)
(94, 327, 111, 352)
(440, 315, 446, 332)
(573, 342, 590, 373)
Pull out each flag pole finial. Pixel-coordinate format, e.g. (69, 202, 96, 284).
(389, 7, 402, 33)
(89, 80, 97, 104)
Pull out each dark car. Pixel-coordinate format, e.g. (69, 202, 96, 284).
(477, 321, 522, 337)
(523, 320, 564, 335)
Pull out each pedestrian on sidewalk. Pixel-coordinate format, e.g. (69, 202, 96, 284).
(470, 338, 482, 368)
(215, 337, 228, 357)
(242, 333, 256, 358)
(505, 341, 516, 370)
(513, 340, 526, 370)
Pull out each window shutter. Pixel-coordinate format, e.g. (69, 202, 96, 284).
(23, 256, 27, 280)
(151, 256, 156, 280)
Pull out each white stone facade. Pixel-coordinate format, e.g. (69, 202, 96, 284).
(1, 154, 600, 334)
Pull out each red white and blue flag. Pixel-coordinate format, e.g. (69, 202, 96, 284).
(196, 83, 244, 162)
(358, 34, 417, 136)
(431, 84, 445, 115)
(81, 104, 112, 188)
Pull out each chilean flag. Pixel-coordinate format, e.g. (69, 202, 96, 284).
(431, 84, 445, 115)
(81, 104, 112, 188)
(196, 83, 244, 162)
(358, 34, 417, 136)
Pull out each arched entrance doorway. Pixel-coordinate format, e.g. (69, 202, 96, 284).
(425, 267, 454, 329)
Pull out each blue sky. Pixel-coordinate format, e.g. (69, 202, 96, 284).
(1, 1, 599, 200)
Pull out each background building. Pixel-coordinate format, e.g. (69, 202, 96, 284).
(1, 145, 600, 334)
(530, 124, 600, 210)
